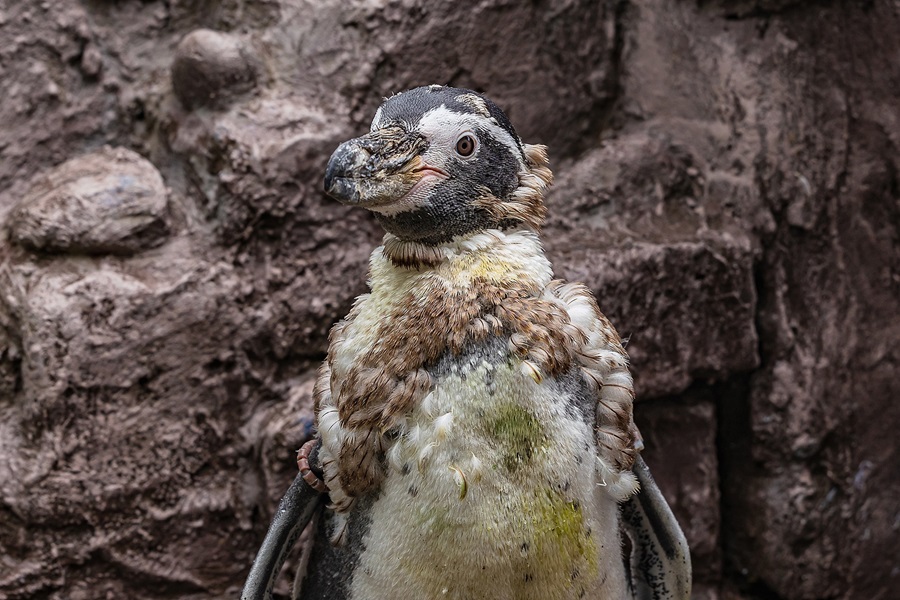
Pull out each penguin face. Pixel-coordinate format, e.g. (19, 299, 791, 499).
(324, 86, 530, 244)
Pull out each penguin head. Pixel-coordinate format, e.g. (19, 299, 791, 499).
(324, 86, 552, 245)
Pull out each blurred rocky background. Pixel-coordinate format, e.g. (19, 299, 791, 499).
(0, 1, 897, 598)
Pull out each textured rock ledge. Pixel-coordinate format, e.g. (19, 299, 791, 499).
(7, 147, 170, 255)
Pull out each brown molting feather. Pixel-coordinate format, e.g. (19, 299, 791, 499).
(333, 278, 532, 431)
(473, 143, 553, 234)
(313, 362, 332, 415)
(544, 280, 638, 471)
(332, 277, 590, 434)
(454, 92, 492, 117)
(319, 277, 639, 499)
(338, 427, 387, 497)
(322, 273, 640, 495)
(523, 143, 554, 184)
(382, 235, 445, 269)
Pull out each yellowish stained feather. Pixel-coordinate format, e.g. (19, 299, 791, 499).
(448, 465, 468, 500)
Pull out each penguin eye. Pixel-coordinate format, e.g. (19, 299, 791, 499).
(455, 134, 477, 157)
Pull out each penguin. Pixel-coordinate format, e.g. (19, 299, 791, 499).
(243, 85, 691, 600)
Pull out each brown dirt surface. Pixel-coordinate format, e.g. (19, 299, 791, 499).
(0, 1, 897, 599)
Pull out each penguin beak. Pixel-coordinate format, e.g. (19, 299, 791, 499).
(324, 126, 443, 208)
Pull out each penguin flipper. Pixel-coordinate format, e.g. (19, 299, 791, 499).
(620, 456, 692, 600)
(242, 444, 327, 600)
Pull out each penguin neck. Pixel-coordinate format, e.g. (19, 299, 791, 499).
(372, 228, 554, 295)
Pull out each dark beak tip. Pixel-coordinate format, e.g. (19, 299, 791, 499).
(322, 171, 357, 206)
(323, 146, 343, 194)
(323, 178, 350, 204)
(323, 163, 337, 195)
(323, 141, 363, 202)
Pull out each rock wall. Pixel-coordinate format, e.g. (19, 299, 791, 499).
(0, 1, 897, 598)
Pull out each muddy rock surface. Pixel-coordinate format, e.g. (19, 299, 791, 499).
(171, 29, 263, 110)
(0, 1, 897, 599)
(8, 146, 170, 255)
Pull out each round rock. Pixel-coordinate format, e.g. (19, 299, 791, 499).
(171, 29, 261, 110)
(8, 146, 170, 255)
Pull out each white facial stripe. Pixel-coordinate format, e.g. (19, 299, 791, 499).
(415, 105, 525, 169)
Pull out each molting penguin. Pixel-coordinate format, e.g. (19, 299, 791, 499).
(246, 85, 692, 600)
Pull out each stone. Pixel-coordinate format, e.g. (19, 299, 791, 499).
(6, 146, 169, 255)
(585, 240, 758, 400)
(545, 133, 760, 399)
(171, 29, 262, 110)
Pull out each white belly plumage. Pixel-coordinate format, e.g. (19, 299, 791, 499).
(348, 356, 628, 600)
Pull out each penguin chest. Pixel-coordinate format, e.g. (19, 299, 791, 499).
(349, 353, 624, 600)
